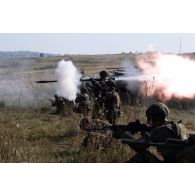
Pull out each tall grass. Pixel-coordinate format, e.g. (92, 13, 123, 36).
(0, 106, 134, 162)
(0, 102, 194, 162)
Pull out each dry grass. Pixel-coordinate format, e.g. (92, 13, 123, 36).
(0, 103, 194, 163)
(0, 54, 194, 162)
(0, 106, 134, 162)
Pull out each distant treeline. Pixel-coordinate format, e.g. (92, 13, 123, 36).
(0, 51, 55, 59)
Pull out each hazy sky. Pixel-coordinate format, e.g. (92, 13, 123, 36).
(0, 33, 195, 54)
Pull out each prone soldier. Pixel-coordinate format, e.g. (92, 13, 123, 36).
(112, 102, 191, 162)
(50, 94, 65, 115)
(80, 102, 193, 162)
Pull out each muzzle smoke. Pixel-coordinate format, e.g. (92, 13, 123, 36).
(55, 60, 81, 101)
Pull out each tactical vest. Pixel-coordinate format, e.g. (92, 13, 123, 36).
(161, 121, 189, 140)
(149, 121, 190, 162)
(150, 121, 182, 143)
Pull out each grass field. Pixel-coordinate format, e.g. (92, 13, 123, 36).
(0, 104, 194, 163)
(0, 54, 194, 162)
(0, 106, 133, 162)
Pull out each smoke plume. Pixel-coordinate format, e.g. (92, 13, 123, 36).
(55, 60, 81, 101)
(135, 52, 195, 99)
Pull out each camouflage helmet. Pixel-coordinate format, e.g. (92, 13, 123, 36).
(146, 102, 169, 121)
(99, 70, 109, 79)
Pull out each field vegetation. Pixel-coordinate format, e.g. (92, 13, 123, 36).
(0, 53, 194, 162)
(0, 103, 194, 162)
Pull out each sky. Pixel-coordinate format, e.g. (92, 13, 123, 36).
(0, 33, 195, 54)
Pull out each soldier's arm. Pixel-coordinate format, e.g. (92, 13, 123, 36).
(111, 120, 150, 139)
(127, 120, 150, 134)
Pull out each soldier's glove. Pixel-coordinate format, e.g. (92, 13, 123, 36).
(110, 125, 123, 139)
(128, 120, 141, 133)
(128, 120, 150, 134)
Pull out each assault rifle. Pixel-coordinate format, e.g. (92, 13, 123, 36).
(80, 118, 150, 139)
(121, 138, 193, 152)
(79, 118, 194, 151)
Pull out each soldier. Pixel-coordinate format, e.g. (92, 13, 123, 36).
(75, 87, 91, 117)
(51, 94, 65, 115)
(112, 102, 190, 162)
(104, 80, 121, 124)
(93, 70, 113, 97)
(61, 97, 75, 116)
(92, 70, 116, 119)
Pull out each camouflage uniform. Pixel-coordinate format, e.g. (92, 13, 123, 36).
(75, 88, 91, 117)
(62, 98, 75, 116)
(104, 81, 121, 124)
(113, 102, 189, 163)
(92, 71, 117, 119)
(126, 121, 188, 163)
(80, 118, 115, 150)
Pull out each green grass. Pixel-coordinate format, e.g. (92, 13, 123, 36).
(0, 106, 134, 162)
(0, 105, 194, 163)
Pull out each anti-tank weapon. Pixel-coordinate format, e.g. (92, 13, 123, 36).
(35, 80, 57, 83)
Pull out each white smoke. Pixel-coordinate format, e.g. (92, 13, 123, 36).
(136, 52, 195, 99)
(119, 58, 143, 91)
(55, 60, 81, 101)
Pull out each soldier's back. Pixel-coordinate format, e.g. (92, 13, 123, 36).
(150, 121, 189, 162)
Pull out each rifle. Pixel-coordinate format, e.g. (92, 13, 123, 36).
(121, 138, 193, 152)
(80, 118, 150, 139)
(79, 118, 194, 151)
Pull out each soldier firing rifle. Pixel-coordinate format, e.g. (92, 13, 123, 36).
(80, 102, 194, 162)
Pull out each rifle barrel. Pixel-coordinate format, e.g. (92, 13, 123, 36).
(121, 138, 189, 149)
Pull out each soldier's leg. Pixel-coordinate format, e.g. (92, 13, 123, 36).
(106, 109, 117, 125)
(92, 101, 102, 119)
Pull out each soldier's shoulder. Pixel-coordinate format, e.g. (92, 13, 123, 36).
(151, 121, 177, 136)
(158, 121, 190, 139)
